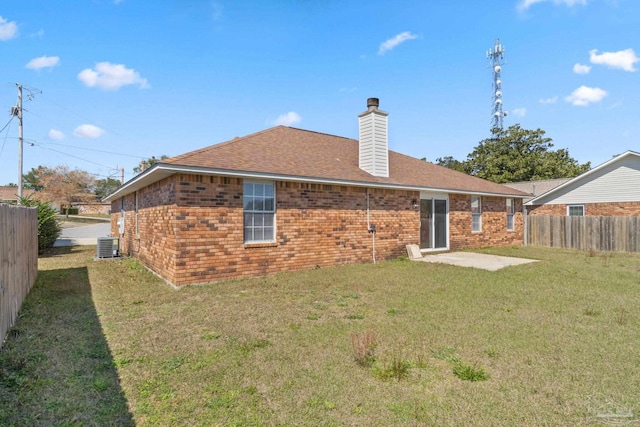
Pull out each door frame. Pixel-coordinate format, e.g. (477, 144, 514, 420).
(419, 192, 449, 252)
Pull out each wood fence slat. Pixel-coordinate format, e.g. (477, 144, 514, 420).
(0, 204, 38, 348)
(527, 215, 640, 253)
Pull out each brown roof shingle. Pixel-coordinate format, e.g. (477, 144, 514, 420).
(0, 186, 36, 202)
(164, 126, 526, 197)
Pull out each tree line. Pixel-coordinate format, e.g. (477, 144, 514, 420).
(6, 156, 168, 217)
(434, 124, 590, 183)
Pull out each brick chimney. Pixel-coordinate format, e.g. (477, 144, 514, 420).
(358, 98, 389, 177)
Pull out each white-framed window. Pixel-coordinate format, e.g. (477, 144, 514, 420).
(471, 196, 482, 232)
(567, 205, 584, 217)
(243, 181, 275, 243)
(506, 198, 514, 231)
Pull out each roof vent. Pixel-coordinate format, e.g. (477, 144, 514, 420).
(367, 98, 379, 109)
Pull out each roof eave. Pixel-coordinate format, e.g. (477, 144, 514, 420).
(103, 163, 528, 203)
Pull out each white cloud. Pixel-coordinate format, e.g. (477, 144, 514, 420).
(378, 31, 418, 55)
(589, 48, 639, 72)
(26, 56, 60, 70)
(30, 29, 44, 39)
(539, 96, 558, 104)
(78, 62, 149, 90)
(511, 108, 527, 117)
(573, 63, 591, 74)
(73, 124, 105, 138)
(272, 112, 301, 126)
(518, 0, 587, 11)
(565, 86, 607, 106)
(48, 129, 65, 140)
(0, 16, 18, 41)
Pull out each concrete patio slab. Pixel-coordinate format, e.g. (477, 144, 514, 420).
(413, 251, 538, 271)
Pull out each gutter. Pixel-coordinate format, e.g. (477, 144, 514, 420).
(104, 163, 529, 203)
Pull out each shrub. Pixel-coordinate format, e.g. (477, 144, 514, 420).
(374, 356, 411, 381)
(18, 196, 61, 254)
(453, 362, 489, 382)
(60, 207, 79, 215)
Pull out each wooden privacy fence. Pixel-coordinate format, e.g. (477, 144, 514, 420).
(0, 204, 38, 348)
(527, 215, 640, 253)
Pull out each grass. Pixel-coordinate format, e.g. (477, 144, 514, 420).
(1, 246, 640, 425)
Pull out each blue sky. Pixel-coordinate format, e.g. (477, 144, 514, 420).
(1, 0, 638, 186)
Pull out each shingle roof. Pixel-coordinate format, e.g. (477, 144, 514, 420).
(0, 186, 36, 202)
(163, 126, 526, 197)
(503, 178, 571, 202)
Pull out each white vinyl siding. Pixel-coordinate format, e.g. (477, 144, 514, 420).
(243, 182, 275, 243)
(471, 196, 482, 232)
(532, 155, 640, 205)
(358, 109, 389, 177)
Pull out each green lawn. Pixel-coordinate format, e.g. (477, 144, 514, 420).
(1, 246, 639, 426)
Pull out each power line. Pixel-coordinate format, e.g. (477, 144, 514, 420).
(40, 141, 145, 159)
(0, 116, 14, 157)
(33, 143, 119, 170)
(0, 115, 14, 134)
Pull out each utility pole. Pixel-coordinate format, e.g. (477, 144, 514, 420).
(11, 83, 41, 205)
(12, 84, 24, 204)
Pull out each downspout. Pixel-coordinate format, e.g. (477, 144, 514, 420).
(366, 188, 376, 264)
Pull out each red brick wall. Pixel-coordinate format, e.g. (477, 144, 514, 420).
(528, 202, 640, 216)
(449, 194, 524, 250)
(111, 176, 180, 283)
(113, 175, 420, 286)
(111, 175, 525, 286)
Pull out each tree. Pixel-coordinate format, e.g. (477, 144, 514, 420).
(22, 166, 46, 190)
(437, 125, 590, 183)
(133, 155, 169, 173)
(94, 177, 122, 199)
(435, 156, 469, 173)
(38, 166, 96, 217)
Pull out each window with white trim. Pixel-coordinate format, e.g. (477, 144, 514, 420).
(506, 198, 514, 231)
(567, 205, 584, 216)
(243, 181, 275, 243)
(471, 196, 482, 232)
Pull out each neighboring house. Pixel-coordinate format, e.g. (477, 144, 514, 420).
(0, 186, 36, 204)
(71, 201, 111, 215)
(104, 98, 528, 286)
(526, 150, 640, 216)
(503, 178, 570, 204)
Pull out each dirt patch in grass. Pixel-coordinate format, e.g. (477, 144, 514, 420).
(2, 246, 640, 425)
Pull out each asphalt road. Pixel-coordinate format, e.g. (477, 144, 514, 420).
(54, 221, 113, 247)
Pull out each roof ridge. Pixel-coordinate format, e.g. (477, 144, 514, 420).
(286, 126, 356, 142)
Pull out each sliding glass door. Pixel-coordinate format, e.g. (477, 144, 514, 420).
(420, 198, 448, 250)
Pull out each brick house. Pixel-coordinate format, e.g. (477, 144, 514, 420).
(526, 150, 640, 217)
(104, 99, 528, 286)
(0, 186, 36, 204)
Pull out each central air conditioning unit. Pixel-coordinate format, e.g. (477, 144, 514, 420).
(96, 237, 120, 259)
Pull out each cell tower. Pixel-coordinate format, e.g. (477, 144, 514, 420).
(486, 38, 507, 129)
